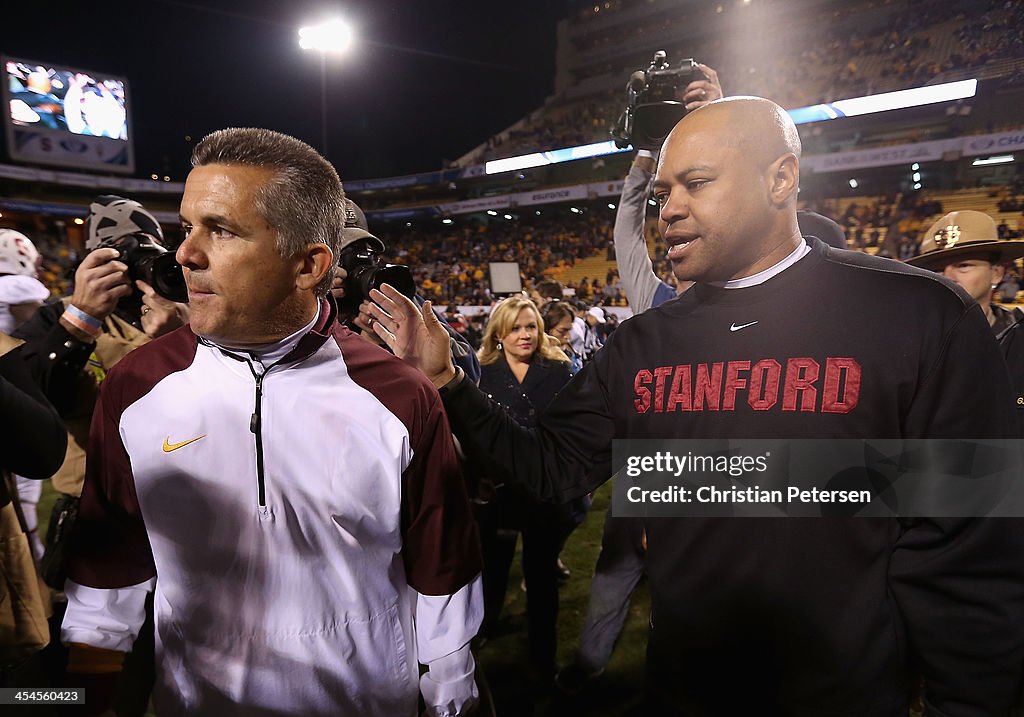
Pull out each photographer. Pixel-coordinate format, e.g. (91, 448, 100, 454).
(332, 198, 480, 383)
(16, 195, 189, 469)
(614, 62, 722, 312)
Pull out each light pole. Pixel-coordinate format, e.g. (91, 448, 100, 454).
(299, 19, 353, 158)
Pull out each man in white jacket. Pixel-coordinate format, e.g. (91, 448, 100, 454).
(62, 128, 484, 717)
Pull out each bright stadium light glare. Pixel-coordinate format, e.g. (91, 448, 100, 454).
(441, 218, 453, 224)
(972, 155, 1015, 166)
(831, 79, 977, 118)
(486, 210, 498, 216)
(483, 80, 979, 177)
(911, 163, 920, 170)
(848, 179, 858, 188)
(913, 183, 922, 190)
(608, 203, 616, 209)
(912, 172, 921, 182)
(486, 153, 552, 175)
(298, 19, 353, 53)
(786, 79, 977, 125)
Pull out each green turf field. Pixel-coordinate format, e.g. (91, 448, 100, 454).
(473, 482, 651, 716)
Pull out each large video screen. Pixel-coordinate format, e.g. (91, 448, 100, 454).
(2, 56, 134, 173)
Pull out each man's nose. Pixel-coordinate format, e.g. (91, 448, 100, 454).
(176, 231, 206, 270)
(660, 189, 689, 224)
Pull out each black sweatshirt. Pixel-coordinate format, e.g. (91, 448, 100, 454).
(441, 238, 1024, 716)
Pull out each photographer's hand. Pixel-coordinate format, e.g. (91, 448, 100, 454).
(681, 63, 724, 110)
(355, 300, 385, 346)
(70, 248, 132, 319)
(137, 280, 189, 338)
(367, 284, 455, 389)
(60, 248, 132, 340)
(330, 266, 348, 302)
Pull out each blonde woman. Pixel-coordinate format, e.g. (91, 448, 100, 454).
(474, 296, 569, 682)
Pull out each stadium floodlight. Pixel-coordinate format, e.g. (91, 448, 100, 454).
(911, 163, 920, 170)
(298, 20, 353, 53)
(972, 155, 1015, 166)
(848, 179, 858, 188)
(912, 172, 921, 182)
(299, 19, 354, 157)
(442, 218, 453, 224)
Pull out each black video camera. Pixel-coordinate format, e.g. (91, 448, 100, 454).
(99, 232, 188, 304)
(611, 51, 704, 150)
(338, 238, 416, 315)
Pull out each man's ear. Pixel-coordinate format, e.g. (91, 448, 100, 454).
(296, 243, 334, 292)
(768, 153, 800, 206)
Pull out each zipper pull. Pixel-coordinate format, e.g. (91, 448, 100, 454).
(250, 372, 264, 434)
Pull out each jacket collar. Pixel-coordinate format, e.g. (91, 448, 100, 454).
(198, 295, 338, 367)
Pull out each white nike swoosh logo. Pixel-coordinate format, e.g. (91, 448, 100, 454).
(730, 321, 759, 332)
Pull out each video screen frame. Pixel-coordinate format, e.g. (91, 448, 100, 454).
(2, 54, 135, 174)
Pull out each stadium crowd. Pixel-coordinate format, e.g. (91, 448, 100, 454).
(474, 0, 1021, 163)
(10, 181, 1024, 311)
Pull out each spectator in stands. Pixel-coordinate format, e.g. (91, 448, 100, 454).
(59, 128, 483, 717)
(370, 96, 1024, 716)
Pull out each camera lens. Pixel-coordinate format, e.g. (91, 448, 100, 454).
(149, 254, 188, 303)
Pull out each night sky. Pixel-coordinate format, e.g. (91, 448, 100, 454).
(1, 0, 570, 182)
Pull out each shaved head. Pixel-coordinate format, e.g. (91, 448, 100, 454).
(673, 96, 801, 168)
(652, 96, 804, 283)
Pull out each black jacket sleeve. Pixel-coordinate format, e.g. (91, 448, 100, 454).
(12, 300, 96, 415)
(891, 303, 1024, 714)
(442, 346, 618, 504)
(0, 343, 67, 480)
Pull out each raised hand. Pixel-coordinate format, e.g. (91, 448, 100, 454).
(366, 284, 456, 388)
(681, 63, 724, 110)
